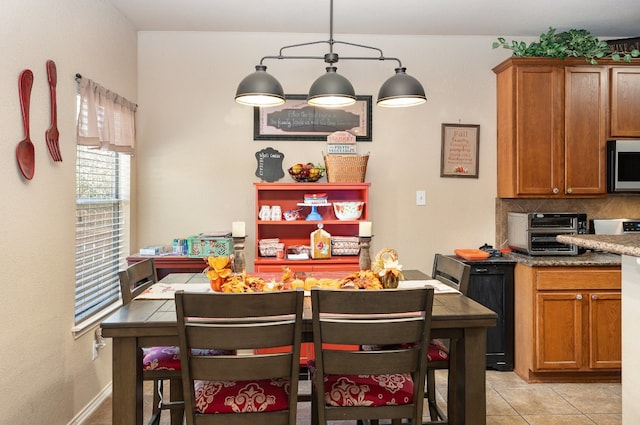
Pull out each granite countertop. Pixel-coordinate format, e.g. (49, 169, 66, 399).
(504, 251, 621, 267)
(453, 251, 621, 267)
(557, 234, 640, 257)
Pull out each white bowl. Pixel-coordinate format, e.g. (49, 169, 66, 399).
(333, 201, 365, 220)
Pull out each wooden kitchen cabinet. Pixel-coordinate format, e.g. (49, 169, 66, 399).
(493, 58, 608, 198)
(610, 67, 640, 138)
(514, 264, 621, 382)
(254, 182, 369, 273)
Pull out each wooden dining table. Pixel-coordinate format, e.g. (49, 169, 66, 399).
(101, 270, 497, 425)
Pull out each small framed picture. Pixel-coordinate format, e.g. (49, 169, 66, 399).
(440, 123, 480, 178)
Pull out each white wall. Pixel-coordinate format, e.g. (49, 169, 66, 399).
(137, 32, 513, 271)
(0, 0, 136, 423)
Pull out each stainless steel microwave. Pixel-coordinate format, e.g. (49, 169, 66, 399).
(608, 140, 640, 193)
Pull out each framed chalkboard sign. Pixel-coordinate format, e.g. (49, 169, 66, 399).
(255, 147, 285, 182)
(254, 94, 372, 141)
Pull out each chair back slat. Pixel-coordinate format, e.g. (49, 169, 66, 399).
(432, 253, 471, 295)
(190, 353, 294, 381)
(179, 290, 301, 318)
(313, 288, 430, 314)
(323, 349, 420, 375)
(176, 289, 304, 425)
(118, 259, 157, 305)
(319, 317, 425, 346)
(185, 320, 296, 350)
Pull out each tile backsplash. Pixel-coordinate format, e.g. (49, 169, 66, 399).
(495, 195, 640, 248)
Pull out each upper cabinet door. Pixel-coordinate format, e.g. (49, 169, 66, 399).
(610, 67, 640, 138)
(564, 66, 608, 196)
(514, 66, 564, 197)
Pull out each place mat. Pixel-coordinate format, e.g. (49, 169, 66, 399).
(136, 283, 211, 299)
(398, 279, 461, 294)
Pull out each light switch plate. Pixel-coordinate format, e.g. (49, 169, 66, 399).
(416, 190, 426, 205)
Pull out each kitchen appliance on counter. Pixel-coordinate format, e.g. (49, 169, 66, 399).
(591, 218, 640, 235)
(508, 212, 587, 256)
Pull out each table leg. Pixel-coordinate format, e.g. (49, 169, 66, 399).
(451, 327, 488, 425)
(170, 378, 184, 425)
(111, 337, 143, 425)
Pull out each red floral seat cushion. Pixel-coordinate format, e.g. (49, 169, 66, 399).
(142, 347, 235, 371)
(193, 379, 291, 414)
(427, 339, 449, 362)
(308, 360, 414, 407)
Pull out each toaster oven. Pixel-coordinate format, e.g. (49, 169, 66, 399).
(507, 212, 587, 256)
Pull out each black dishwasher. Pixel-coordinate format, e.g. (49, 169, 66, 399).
(456, 256, 515, 371)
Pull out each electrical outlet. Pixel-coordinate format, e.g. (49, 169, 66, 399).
(92, 340, 99, 360)
(416, 190, 426, 206)
(92, 328, 106, 361)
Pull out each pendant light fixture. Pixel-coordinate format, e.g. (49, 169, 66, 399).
(234, 0, 426, 108)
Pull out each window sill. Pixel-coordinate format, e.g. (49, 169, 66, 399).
(71, 301, 122, 339)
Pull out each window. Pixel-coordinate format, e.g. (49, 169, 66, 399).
(74, 146, 130, 325)
(73, 76, 136, 329)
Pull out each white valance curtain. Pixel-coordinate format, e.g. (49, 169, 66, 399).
(76, 77, 137, 154)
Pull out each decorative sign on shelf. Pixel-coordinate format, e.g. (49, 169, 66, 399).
(255, 147, 285, 182)
(440, 123, 480, 178)
(327, 131, 357, 154)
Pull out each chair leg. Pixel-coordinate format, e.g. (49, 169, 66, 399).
(148, 380, 163, 425)
(426, 369, 439, 421)
(169, 378, 184, 425)
(311, 386, 318, 425)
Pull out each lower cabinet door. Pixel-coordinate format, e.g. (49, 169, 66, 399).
(588, 292, 622, 369)
(536, 292, 583, 370)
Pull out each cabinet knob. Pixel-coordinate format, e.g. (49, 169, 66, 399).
(567, 188, 573, 194)
(553, 187, 560, 194)
(592, 294, 598, 300)
(576, 294, 583, 300)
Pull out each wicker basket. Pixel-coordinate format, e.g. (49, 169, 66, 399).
(323, 153, 369, 183)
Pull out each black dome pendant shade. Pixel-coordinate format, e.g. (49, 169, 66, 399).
(377, 67, 427, 107)
(235, 65, 285, 107)
(307, 67, 356, 107)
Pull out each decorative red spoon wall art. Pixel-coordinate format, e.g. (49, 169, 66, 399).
(16, 69, 35, 180)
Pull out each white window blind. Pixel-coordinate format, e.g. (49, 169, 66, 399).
(74, 146, 130, 324)
(74, 77, 135, 327)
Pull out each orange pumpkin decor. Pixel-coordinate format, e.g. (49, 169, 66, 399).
(205, 256, 232, 291)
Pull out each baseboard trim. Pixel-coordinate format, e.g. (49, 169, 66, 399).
(68, 382, 112, 425)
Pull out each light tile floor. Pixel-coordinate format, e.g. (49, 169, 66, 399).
(84, 370, 621, 424)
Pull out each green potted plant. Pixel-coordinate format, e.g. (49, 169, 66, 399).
(493, 27, 639, 64)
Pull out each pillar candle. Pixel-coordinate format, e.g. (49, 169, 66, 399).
(231, 221, 246, 237)
(359, 221, 372, 237)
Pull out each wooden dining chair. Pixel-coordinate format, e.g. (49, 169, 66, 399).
(119, 259, 184, 425)
(426, 253, 472, 423)
(310, 287, 435, 425)
(175, 289, 304, 425)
